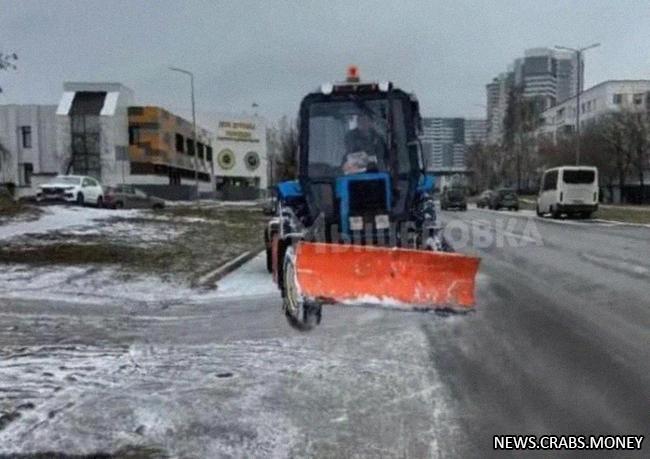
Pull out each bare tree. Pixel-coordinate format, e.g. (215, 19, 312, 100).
(0, 52, 18, 190)
(625, 111, 649, 203)
(0, 52, 18, 94)
(503, 86, 544, 192)
(267, 116, 298, 183)
(465, 142, 503, 192)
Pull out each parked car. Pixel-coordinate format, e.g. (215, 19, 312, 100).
(440, 187, 467, 211)
(476, 190, 494, 208)
(36, 175, 104, 207)
(104, 185, 165, 209)
(489, 188, 519, 211)
(537, 166, 598, 219)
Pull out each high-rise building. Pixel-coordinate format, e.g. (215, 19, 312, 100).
(485, 72, 513, 145)
(486, 47, 583, 145)
(420, 117, 486, 174)
(514, 48, 580, 109)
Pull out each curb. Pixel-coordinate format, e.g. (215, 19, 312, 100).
(197, 248, 264, 287)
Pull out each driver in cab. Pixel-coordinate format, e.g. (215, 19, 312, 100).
(342, 114, 387, 175)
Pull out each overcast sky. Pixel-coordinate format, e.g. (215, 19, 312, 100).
(2, 0, 650, 125)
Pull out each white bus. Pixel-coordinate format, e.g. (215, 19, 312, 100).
(537, 166, 599, 219)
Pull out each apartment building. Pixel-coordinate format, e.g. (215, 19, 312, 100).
(537, 80, 650, 141)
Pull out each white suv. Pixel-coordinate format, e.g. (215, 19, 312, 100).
(36, 175, 104, 207)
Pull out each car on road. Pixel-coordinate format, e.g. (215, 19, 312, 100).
(489, 188, 519, 211)
(36, 175, 104, 207)
(537, 166, 598, 219)
(104, 185, 165, 209)
(476, 190, 494, 208)
(440, 187, 467, 210)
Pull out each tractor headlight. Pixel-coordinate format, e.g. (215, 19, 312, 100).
(349, 216, 363, 231)
(374, 214, 389, 230)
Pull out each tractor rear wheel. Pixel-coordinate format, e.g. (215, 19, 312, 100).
(282, 246, 321, 331)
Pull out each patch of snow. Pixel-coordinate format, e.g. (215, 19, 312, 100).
(0, 206, 141, 241)
(0, 253, 278, 306)
(213, 253, 277, 298)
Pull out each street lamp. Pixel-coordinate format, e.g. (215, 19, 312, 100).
(555, 43, 600, 165)
(169, 66, 199, 200)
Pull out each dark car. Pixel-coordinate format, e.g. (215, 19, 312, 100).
(104, 185, 165, 209)
(476, 190, 494, 208)
(490, 188, 519, 211)
(440, 187, 467, 211)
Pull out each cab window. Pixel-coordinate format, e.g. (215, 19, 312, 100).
(542, 170, 558, 191)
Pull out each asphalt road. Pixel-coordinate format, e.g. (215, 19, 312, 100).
(0, 207, 648, 458)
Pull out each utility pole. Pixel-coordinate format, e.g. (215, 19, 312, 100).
(169, 66, 199, 200)
(555, 43, 600, 165)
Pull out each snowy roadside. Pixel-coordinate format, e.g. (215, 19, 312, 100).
(0, 203, 269, 306)
(0, 253, 276, 307)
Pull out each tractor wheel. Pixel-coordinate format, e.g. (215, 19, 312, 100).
(282, 246, 321, 331)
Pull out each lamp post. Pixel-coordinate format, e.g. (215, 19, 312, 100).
(169, 66, 199, 200)
(555, 43, 600, 165)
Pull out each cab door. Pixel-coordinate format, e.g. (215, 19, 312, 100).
(539, 170, 558, 212)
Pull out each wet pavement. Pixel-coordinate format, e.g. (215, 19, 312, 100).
(0, 208, 648, 458)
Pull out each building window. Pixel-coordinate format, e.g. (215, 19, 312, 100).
(197, 142, 204, 159)
(206, 146, 213, 162)
(20, 126, 32, 148)
(128, 126, 141, 145)
(21, 163, 34, 186)
(633, 93, 644, 105)
(175, 133, 184, 153)
(186, 138, 195, 156)
(613, 94, 623, 104)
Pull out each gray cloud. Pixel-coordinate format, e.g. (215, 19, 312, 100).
(1, 0, 649, 125)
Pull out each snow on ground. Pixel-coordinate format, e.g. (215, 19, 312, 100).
(0, 206, 141, 241)
(212, 252, 276, 298)
(0, 253, 276, 306)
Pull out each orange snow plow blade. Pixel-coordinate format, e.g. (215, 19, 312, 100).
(295, 242, 480, 310)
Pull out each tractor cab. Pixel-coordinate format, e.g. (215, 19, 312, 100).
(297, 68, 425, 239)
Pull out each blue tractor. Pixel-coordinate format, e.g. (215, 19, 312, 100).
(264, 68, 479, 330)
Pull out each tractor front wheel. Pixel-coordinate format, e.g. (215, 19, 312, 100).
(282, 246, 321, 331)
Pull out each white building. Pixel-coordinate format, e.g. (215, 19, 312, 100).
(56, 82, 134, 189)
(213, 115, 268, 199)
(537, 80, 650, 142)
(0, 105, 59, 197)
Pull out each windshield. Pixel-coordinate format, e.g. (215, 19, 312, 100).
(499, 189, 517, 197)
(563, 169, 595, 184)
(50, 176, 81, 185)
(307, 98, 409, 178)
